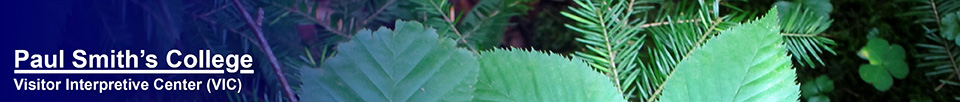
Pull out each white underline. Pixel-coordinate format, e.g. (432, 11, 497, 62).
(240, 70, 254, 74)
(13, 70, 255, 74)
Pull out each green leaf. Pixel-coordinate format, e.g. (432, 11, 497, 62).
(801, 75, 834, 97)
(800, 84, 820, 98)
(859, 38, 909, 75)
(808, 95, 831, 102)
(815, 75, 835, 93)
(474, 48, 625, 102)
(857, 38, 908, 91)
(659, 8, 801, 102)
(943, 12, 960, 45)
(300, 20, 479, 102)
(859, 64, 893, 91)
(644, 0, 741, 100)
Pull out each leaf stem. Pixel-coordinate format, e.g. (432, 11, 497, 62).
(231, 0, 299, 102)
(780, 33, 821, 37)
(593, 1, 625, 96)
(429, 0, 468, 44)
(929, 0, 959, 81)
(269, 2, 349, 38)
(931, 0, 942, 26)
(939, 36, 960, 87)
(639, 19, 702, 28)
(360, 0, 396, 25)
(647, 16, 722, 102)
(935, 73, 956, 91)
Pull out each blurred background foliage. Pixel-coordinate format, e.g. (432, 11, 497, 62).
(96, 0, 960, 101)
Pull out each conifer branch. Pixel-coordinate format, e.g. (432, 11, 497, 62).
(781, 33, 821, 37)
(361, 0, 396, 25)
(231, 0, 299, 102)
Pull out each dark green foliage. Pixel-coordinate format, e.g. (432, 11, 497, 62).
(802, 75, 834, 102)
(561, 0, 652, 99)
(916, 32, 960, 89)
(524, 1, 584, 54)
(776, 0, 837, 67)
(410, 0, 532, 50)
(912, 0, 960, 98)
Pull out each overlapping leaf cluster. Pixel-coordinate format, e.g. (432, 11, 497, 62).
(301, 21, 623, 102)
(659, 9, 800, 102)
(563, 0, 813, 101)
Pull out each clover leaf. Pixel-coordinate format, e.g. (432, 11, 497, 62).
(802, 75, 834, 102)
(857, 38, 908, 91)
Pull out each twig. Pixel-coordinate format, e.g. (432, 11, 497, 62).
(360, 0, 396, 25)
(931, 0, 942, 26)
(230, 0, 299, 102)
(200, 4, 233, 17)
(843, 88, 861, 98)
(646, 17, 722, 102)
(936, 73, 956, 91)
(586, 0, 624, 96)
(461, 10, 499, 44)
(188, 12, 262, 47)
(781, 33, 822, 37)
(192, 13, 219, 24)
(269, 2, 349, 38)
(930, 0, 960, 82)
(934, 36, 960, 91)
(683, 18, 723, 58)
(226, 29, 266, 48)
(639, 19, 702, 28)
(429, 1, 467, 43)
(940, 38, 960, 82)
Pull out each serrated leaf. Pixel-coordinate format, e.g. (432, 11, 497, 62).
(300, 20, 479, 102)
(659, 8, 801, 102)
(474, 48, 625, 102)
